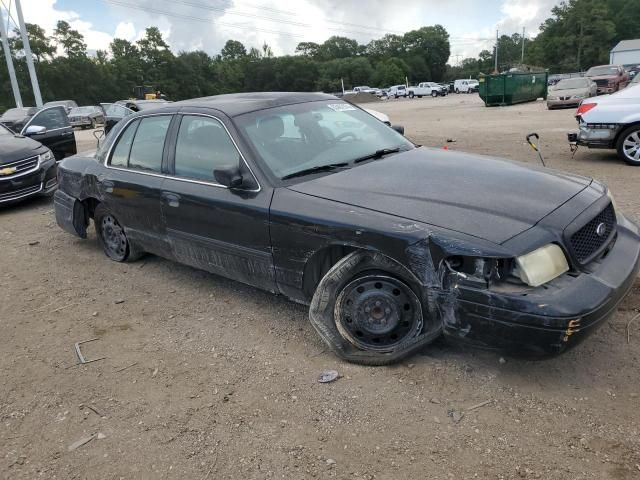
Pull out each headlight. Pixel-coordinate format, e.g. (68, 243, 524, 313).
(548, 96, 557, 100)
(514, 244, 569, 287)
(39, 150, 53, 163)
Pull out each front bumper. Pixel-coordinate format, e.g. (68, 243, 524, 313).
(596, 86, 616, 94)
(0, 160, 57, 205)
(443, 214, 640, 357)
(547, 98, 582, 108)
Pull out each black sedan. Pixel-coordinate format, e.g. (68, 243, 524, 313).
(0, 123, 57, 204)
(54, 93, 640, 365)
(0, 106, 38, 132)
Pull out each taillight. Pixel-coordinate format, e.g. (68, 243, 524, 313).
(576, 103, 597, 116)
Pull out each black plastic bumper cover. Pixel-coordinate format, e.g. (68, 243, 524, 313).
(445, 214, 640, 357)
(54, 190, 88, 238)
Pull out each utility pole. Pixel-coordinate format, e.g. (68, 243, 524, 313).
(15, 0, 42, 107)
(494, 30, 499, 74)
(521, 27, 526, 65)
(0, 5, 22, 107)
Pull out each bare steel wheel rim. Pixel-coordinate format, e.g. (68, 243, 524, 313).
(623, 131, 640, 162)
(101, 214, 127, 259)
(335, 275, 422, 352)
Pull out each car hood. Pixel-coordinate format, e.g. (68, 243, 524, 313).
(0, 135, 44, 165)
(287, 148, 592, 244)
(586, 75, 616, 81)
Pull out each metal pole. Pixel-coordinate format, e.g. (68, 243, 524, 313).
(0, 5, 22, 107)
(14, 0, 42, 107)
(521, 27, 525, 65)
(494, 30, 499, 74)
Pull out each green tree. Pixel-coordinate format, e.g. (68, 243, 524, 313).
(53, 20, 87, 57)
(10, 23, 55, 61)
(221, 39, 247, 60)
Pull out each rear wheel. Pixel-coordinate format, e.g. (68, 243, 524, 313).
(617, 125, 640, 166)
(309, 251, 441, 365)
(94, 204, 143, 262)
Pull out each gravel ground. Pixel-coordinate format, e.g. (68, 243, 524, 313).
(1, 95, 639, 480)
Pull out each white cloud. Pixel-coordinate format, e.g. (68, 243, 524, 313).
(114, 21, 137, 42)
(10, 0, 564, 61)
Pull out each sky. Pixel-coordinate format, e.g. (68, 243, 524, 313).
(11, 0, 563, 62)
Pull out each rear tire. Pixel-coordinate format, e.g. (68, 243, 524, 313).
(309, 251, 441, 366)
(616, 125, 640, 166)
(94, 204, 144, 262)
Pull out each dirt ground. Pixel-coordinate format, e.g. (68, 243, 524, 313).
(1, 95, 639, 480)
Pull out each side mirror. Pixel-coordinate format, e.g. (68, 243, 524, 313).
(214, 165, 243, 188)
(24, 125, 46, 136)
(391, 124, 405, 135)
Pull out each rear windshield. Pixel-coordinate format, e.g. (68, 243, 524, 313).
(1, 108, 35, 119)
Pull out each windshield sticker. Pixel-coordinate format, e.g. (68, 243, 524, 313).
(327, 103, 357, 112)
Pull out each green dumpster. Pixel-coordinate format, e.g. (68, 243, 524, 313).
(478, 72, 548, 107)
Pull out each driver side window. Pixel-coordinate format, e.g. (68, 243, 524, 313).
(32, 107, 68, 130)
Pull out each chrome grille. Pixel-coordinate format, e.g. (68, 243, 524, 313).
(0, 183, 42, 202)
(0, 155, 39, 179)
(569, 203, 616, 264)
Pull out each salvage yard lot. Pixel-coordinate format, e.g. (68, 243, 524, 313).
(2, 94, 639, 479)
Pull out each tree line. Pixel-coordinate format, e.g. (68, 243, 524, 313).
(1, 0, 638, 110)
(0, 21, 449, 109)
(449, 0, 640, 79)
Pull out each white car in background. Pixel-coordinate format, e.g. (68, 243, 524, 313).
(387, 85, 408, 98)
(572, 83, 640, 165)
(407, 82, 447, 98)
(454, 79, 479, 93)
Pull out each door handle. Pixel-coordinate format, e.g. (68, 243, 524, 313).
(61, 131, 73, 136)
(161, 192, 180, 208)
(100, 180, 114, 193)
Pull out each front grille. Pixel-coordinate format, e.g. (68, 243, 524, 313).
(0, 155, 39, 179)
(569, 203, 616, 263)
(594, 79, 609, 87)
(0, 183, 42, 203)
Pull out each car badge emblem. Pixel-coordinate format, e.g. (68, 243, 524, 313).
(0, 166, 17, 176)
(596, 222, 607, 237)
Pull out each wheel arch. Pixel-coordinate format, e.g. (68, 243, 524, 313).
(614, 122, 640, 147)
(301, 243, 421, 301)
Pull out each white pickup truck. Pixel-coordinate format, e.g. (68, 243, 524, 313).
(572, 82, 640, 165)
(407, 82, 447, 98)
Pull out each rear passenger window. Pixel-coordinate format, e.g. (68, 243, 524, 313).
(173, 115, 239, 182)
(109, 119, 138, 167)
(128, 116, 171, 173)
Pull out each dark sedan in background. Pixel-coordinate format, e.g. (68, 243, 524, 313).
(0, 107, 39, 132)
(54, 93, 640, 365)
(0, 105, 77, 205)
(69, 106, 105, 129)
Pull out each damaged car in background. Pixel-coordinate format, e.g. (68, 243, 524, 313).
(54, 93, 640, 365)
(570, 83, 640, 165)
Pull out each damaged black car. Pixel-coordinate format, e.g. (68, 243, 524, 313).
(54, 93, 640, 365)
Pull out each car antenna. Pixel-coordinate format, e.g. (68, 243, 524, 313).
(526, 133, 546, 167)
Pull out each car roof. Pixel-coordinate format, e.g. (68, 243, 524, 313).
(173, 92, 337, 117)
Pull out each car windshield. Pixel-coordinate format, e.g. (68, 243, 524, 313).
(587, 66, 618, 76)
(235, 100, 414, 180)
(555, 78, 589, 89)
(70, 107, 96, 115)
(44, 101, 71, 107)
(104, 104, 133, 116)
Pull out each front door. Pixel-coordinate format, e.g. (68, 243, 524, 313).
(160, 113, 275, 291)
(99, 114, 173, 256)
(21, 106, 76, 159)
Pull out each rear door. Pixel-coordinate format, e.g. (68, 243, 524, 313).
(100, 114, 174, 256)
(160, 112, 275, 291)
(21, 106, 76, 159)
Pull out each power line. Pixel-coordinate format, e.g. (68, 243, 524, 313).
(166, 0, 406, 36)
(103, 0, 304, 38)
